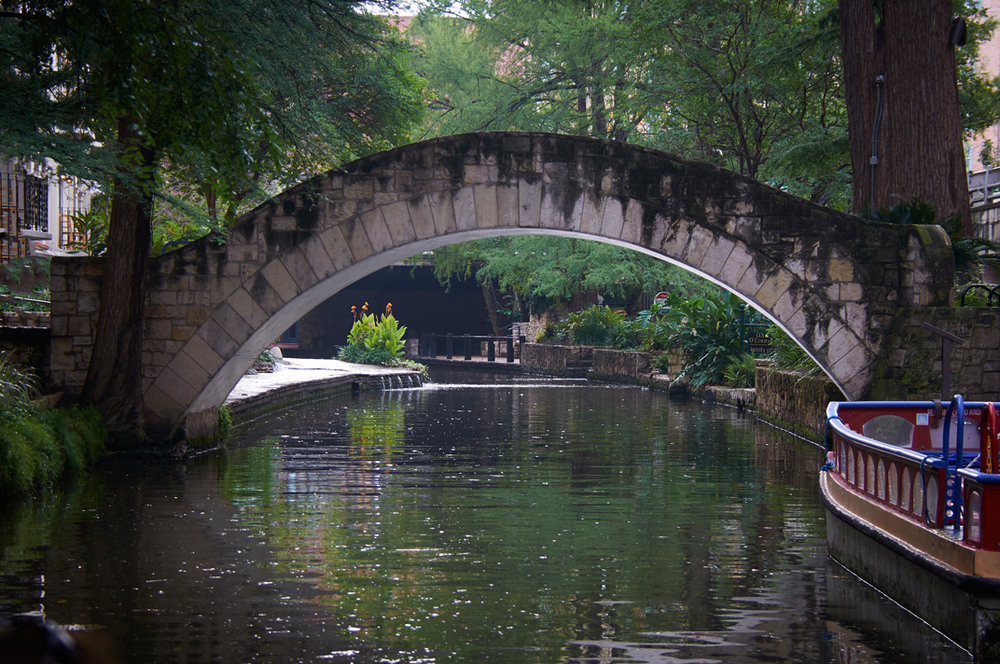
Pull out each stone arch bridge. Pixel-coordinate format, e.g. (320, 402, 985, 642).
(49, 132, 953, 441)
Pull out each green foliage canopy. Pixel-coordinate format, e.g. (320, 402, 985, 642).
(408, 0, 648, 139)
(408, 0, 850, 204)
(0, 0, 426, 230)
(408, 0, 999, 211)
(430, 236, 714, 315)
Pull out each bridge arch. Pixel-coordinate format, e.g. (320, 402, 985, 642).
(50, 132, 953, 440)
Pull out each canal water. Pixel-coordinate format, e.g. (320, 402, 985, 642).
(0, 379, 973, 663)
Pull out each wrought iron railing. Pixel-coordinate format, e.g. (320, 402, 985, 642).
(959, 283, 1000, 306)
(21, 173, 47, 235)
(0, 162, 49, 261)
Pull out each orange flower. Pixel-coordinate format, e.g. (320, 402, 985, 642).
(386, 302, 392, 314)
(362, 302, 369, 312)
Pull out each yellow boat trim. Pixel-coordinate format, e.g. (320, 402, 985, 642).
(821, 471, 1000, 578)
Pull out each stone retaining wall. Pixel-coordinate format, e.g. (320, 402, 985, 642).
(0, 310, 49, 328)
(226, 375, 357, 426)
(870, 307, 1000, 401)
(521, 343, 594, 377)
(697, 385, 757, 410)
(754, 366, 846, 441)
(522, 343, 688, 385)
(590, 348, 654, 384)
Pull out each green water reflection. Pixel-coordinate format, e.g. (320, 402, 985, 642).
(220, 386, 827, 661)
(0, 383, 973, 663)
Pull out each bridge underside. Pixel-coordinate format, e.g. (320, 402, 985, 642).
(47, 132, 954, 442)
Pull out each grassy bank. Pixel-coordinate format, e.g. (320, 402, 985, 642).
(0, 351, 106, 497)
(0, 406, 106, 497)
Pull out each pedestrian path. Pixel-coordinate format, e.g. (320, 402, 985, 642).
(226, 357, 407, 405)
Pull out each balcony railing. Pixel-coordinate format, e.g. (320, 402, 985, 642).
(969, 168, 1000, 208)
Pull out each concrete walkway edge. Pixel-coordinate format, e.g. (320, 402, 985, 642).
(225, 358, 418, 425)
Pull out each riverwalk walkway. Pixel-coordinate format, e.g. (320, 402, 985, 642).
(225, 357, 418, 424)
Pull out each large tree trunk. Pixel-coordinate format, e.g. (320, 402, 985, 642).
(82, 118, 156, 444)
(839, 1, 971, 231)
(481, 278, 502, 337)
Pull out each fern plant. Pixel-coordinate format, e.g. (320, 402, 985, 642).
(765, 325, 823, 375)
(723, 353, 757, 388)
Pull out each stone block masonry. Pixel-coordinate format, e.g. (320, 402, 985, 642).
(521, 343, 594, 378)
(590, 348, 655, 385)
(755, 367, 847, 441)
(870, 307, 1000, 402)
(48, 257, 102, 392)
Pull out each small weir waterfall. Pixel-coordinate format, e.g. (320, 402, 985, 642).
(0, 378, 971, 663)
(378, 373, 422, 390)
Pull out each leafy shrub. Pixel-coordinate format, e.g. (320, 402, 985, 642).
(536, 323, 560, 342)
(68, 205, 110, 256)
(650, 291, 746, 387)
(541, 293, 769, 387)
(0, 415, 59, 495)
(609, 317, 642, 349)
(41, 407, 106, 476)
(653, 352, 673, 373)
(339, 303, 408, 366)
(0, 351, 39, 417)
(339, 344, 398, 366)
(1, 256, 50, 284)
(723, 353, 757, 388)
(955, 283, 999, 307)
(633, 303, 671, 350)
(0, 285, 50, 313)
(366, 313, 406, 356)
(542, 305, 628, 346)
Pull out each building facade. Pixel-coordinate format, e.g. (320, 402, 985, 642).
(967, 0, 1000, 173)
(0, 158, 92, 262)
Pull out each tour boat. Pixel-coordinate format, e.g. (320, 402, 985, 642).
(821, 396, 1000, 660)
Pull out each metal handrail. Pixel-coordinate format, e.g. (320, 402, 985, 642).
(0, 294, 49, 307)
(959, 283, 1000, 306)
(941, 395, 965, 530)
(419, 332, 524, 363)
